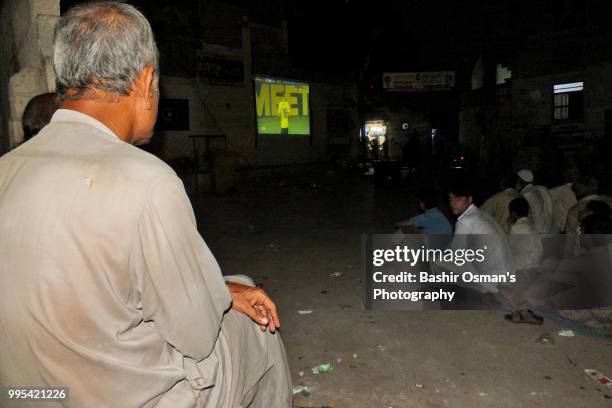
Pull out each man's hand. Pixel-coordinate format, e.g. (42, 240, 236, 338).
(226, 282, 281, 333)
(395, 219, 411, 229)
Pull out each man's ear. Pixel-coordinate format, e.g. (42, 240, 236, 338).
(136, 65, 156, 110)
(468, 196, 473, 205)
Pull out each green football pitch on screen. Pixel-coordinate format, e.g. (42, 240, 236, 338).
(254, 77, 310, 135)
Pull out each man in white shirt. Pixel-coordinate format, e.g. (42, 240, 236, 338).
(516, 169, 554, 233)
(507, 197, 543, 270)
(443, 183, 515, 294)
(448, 182, 507, 235)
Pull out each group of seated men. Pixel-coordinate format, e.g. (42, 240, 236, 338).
(396, 169, 612, 323)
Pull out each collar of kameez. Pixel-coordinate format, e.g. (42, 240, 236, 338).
(458, 203, 476, 221)
(50, 109, 121, 143)
(515, 217, 530, 225)
(580, 194, 601, 203)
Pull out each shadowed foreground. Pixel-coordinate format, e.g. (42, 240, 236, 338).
(192, 173, 612, 408)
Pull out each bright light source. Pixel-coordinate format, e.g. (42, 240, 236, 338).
(496, 64, 512, 85)
(553, 82, 583, 94)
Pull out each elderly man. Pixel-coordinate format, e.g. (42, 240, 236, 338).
(0, 3, 290, 408)
(516, 169, 554, 233)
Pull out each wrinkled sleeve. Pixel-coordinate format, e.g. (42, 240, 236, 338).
(130, 174, 232, 360)
(480, 196, 495, 215)
(453, 218, 471, 235)
(410, 213, 426, 228)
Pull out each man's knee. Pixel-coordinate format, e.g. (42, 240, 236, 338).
(223, 274, 255, 287)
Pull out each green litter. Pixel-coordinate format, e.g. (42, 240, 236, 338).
(311, 362, 334, 374)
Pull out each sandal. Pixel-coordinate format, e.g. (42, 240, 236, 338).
(504, 310, 544, 325)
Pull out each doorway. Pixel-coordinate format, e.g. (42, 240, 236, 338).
(363, 120, 387, 160)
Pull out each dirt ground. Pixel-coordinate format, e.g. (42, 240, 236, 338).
(191, 172, 612, 408)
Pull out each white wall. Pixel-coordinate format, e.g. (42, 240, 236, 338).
(256, 81, 358, 166)
(155, 76, 256, 166)
(157, 75, 358, 167)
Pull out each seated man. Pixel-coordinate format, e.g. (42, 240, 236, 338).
(395, 187, 452, 235)
(21, 92, 59, 142)
(507, 197, 543, 270)
(577, 200, 612, 234)
(548, 171, 578, 233)
(565, 176, 601, 235)
(516, 169, 554, 233)
(480, 174, 521, 234)
(0, 3, 290, 407)
(500, 197, 544, 324)
(438, 182, 515, 296)
(448, 182, 503, 235)
(506, 217, 612, 316)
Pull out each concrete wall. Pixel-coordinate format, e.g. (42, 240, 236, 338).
(383, 109, 430, 161)
(155, 76, 257, 166)
(256, 80, 358, 166)
(510, 63, 612, 172)
(0, 0, 360, 169)
(459, 62, 612, 184)
(155, 75, 359, 167)
(0, 0, 59, 153)
(586, 62, 612, 139)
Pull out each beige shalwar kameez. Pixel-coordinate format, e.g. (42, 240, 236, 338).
(0, 110, 291, 408)
(565, 194, 605, 235)
(548, 183, 576, 233)
(480, 188, 521, 234)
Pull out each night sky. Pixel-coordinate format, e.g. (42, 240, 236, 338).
(59, 0, 611, 75)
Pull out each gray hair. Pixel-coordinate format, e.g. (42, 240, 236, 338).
(53, 1, 159, 100)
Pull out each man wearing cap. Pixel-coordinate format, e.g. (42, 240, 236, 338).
(516, 169, 554, 234)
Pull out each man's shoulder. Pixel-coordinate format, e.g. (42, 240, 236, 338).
(523, 184, 549, 199)
(533, 184, 552, 197)
(69, 132, 177, 189)
(459, 206, 501, 233)
(511, 219, 537, 234)
(426, 207, 448, 221)
(105, 143, 176, 184)
(483, 188, 518, 205)
(469, 207, 493, 225)
(569, 195, 600, 212)
(550, 184, 576, 201)
(456, 207, 480, 227)
(13, 122, 177, 189)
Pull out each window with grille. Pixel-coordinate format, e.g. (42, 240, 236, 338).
(553, 82, 584, 121)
